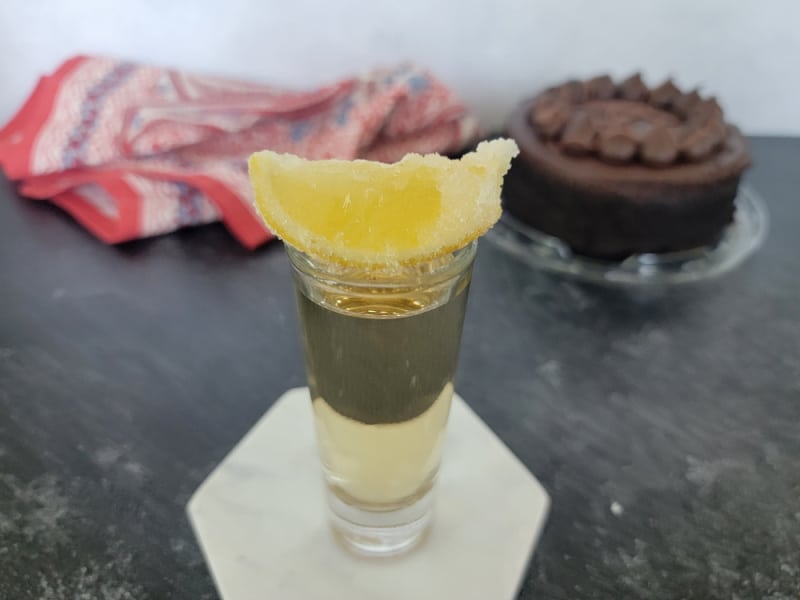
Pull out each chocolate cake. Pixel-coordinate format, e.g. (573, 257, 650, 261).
(503, 74, 751, 260)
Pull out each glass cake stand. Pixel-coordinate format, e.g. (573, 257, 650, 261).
(487, 186, 768, 286)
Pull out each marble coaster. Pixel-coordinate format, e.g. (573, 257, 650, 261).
(187, 387, 550, 600)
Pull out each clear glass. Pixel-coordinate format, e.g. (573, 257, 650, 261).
(487, 186, 768, 286)
(287, 241, 477, 556)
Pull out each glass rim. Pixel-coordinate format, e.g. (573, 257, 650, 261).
(285, 240, 478, 289)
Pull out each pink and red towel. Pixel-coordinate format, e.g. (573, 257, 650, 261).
(0, 56, 477, 248)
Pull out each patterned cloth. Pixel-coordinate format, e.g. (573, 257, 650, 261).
(0, 56, 478, 248)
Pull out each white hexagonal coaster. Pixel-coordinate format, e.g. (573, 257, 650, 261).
(187, 387, 550, 600)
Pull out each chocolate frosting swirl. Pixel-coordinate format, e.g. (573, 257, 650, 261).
(529, 73, 731, 167)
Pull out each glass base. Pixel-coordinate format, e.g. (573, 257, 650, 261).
(487, 186, 768, 286)
(327, 487, 434, 557)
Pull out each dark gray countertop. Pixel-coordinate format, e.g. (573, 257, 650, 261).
(1, 137, 798, 599)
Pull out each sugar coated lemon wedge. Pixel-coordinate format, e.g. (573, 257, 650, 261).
(248, 139, 519, 266)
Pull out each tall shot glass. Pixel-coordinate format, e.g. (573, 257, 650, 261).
(287, 241, 477, 556)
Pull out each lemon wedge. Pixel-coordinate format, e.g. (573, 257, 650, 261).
(248, 139, 518, 266)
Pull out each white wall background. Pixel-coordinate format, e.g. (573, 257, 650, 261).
(2, 0, 798, 135)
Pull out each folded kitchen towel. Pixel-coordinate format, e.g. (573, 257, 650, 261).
(0, 56, 478, 248)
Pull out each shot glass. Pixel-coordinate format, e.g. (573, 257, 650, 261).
(287, 241, 477, 556)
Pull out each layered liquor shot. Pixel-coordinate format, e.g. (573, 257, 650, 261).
(248, 139, 518, 556)
(290, 244, 474, 554)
